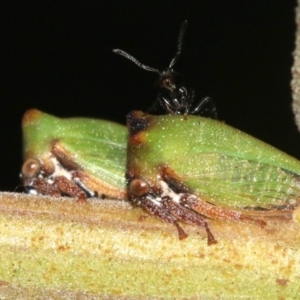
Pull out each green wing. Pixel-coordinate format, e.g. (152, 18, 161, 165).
(171, 153, 300, 210)
(57, 136, 126, 190)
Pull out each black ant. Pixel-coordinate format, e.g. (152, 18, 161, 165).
(113, 21, 217, 118)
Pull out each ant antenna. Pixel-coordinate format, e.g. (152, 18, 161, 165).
(112, 49, 161, 75)
(113, 20, 188, 74)
(169, 20, 187, 68)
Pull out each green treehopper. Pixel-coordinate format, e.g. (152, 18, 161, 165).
(126, 111, 300, 244)
(21, 109, 127, 201)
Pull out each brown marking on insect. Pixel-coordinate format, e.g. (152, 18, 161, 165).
(126, 165, 146, 186)
(180, 193, 266, 228)
(127, 111, 151, 136)
(160, 164, 191, 193)
(22, 108, 43, 126)
(28, 177, 62, 197)
(54, 176, 87, 203)
(128, 131, 147, 147)
(75, 170, 128, 200)
(51, 141, 82, 171)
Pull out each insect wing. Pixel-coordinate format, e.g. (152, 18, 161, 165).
(170, 153, 300, 212)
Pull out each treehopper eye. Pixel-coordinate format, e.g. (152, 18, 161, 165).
(126, 111, 300, 245)
(21, 109, 127, 201)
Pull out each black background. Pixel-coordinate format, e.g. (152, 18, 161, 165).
(2, 0, 300, 192)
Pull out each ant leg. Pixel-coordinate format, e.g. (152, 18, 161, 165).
(158, 94, 177, 114)
(171, 97, 182, 110)
(191, 96, 218, 119)
(146, 98, 160, 114)
(184, 89, 195, 115)
(190, 96, 210, 114)
(146, 94, 174, 114)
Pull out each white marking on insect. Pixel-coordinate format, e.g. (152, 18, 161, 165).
(159, 180, 181, 204)
(28, 189, 38, 195)
(50, 157, 72, 180)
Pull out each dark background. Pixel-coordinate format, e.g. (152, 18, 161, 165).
(2, 0, 300, 192)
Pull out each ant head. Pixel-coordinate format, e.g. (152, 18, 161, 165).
(155, 69, 183, 93)
(113, 20, 188, 81)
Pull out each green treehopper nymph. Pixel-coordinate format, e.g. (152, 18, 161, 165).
(126, 111, 300, 245)
(21, 109, 127, 201)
